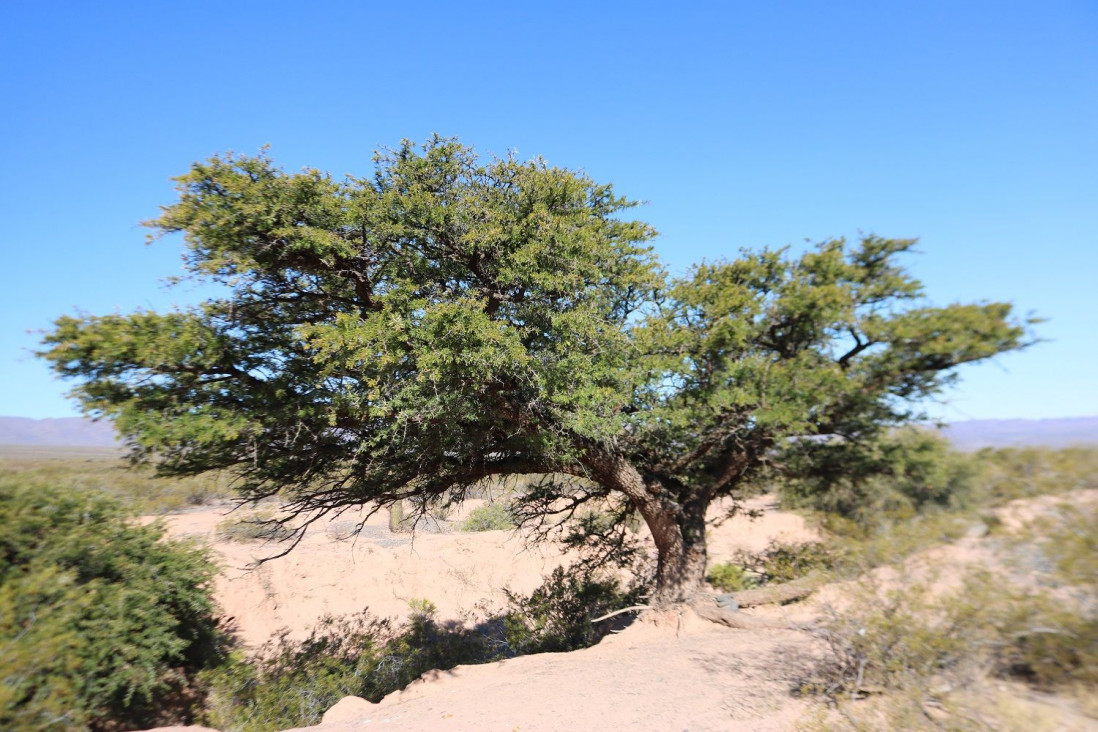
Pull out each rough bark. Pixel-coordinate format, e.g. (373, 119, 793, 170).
(578, 450, 711, 606)
(643, 496, 709, 606)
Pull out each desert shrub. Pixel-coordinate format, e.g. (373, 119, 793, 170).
(0, 474, 230, 731)
(460, 501, 515, 532)
(973, 446, 1098, 505)
(501, 565, 643, 655)
(805, 574, 999, 700)
(780, 428, 979, 524)
(802, 498, 1098, 727)
(215, 507, 295, 543)
(803, 568, 1098, 727)
(993, 500, 1098, 689)
(706, 561, 758, 592)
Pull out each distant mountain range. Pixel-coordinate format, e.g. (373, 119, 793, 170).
(0, 415, 1095, 450)
(938, 416, 1098, 450)
(0, 416, 119, 447)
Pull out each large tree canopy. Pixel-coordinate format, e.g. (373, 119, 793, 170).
(42, 136, 1030, 608)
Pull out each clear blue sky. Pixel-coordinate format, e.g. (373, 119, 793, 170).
(2, 1, 1096, 422)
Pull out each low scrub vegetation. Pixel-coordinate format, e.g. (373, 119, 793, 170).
(215, 507, 296, 543)
(0, 450, 233, 514)
(460, 501, 516, 532)
(798, 473, 1098, 728)
(3, 440, 1094, 729)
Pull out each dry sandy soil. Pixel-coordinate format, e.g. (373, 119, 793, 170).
(146, 495, 1098, 732)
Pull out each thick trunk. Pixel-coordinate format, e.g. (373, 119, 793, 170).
(643, 496, 709, 606)
(579, 450, 712, 607)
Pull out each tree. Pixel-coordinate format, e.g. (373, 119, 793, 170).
(41, 136, 1031, 612)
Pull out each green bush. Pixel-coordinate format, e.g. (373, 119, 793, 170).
(501, 566, 642, 655)
(705, 562, 758, 592)
(0, 473, 230, 731)
(780, 428, 978, 524)
(460, 501, 515, 532)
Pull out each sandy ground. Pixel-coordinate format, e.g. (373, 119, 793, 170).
(288, 616, 820, 732)
(155, 495, 817, 648)
(158, 499, 584, 648)
(146, 493, 1098, 732)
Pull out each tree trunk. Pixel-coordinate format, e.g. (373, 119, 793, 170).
(640, 495, 710, 607)
(388, 499, 407, 533)
(579, 450, 712, 607)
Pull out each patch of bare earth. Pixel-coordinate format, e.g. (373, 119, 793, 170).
(289, 615, 819, 732)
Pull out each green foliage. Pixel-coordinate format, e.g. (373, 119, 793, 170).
(972, 446, 1098, 505)
(705, 561, 758, 592)
(780, 427, 979, 524)
(215, 507, 296, 543)
(501, 566, 642, 655)
(0, 473, 229, 731)
(460, 501, 515, 532)
(38, 135, 1032, 602)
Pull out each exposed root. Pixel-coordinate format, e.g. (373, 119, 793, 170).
(730, 572, 826, 608)
(687, 573, 826, 630)
(688, 592, 807, 629)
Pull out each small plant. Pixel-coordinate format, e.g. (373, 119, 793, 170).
(407, 597, 438, 616)
(460, 502, 515, 532)
(753, 541, 840, 583)
(215, 507, 295, 543)
(706, 562, 758, 592)
(501, 565, 643, 655)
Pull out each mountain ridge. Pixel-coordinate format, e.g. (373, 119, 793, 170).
(0, 415, 1095, 449)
